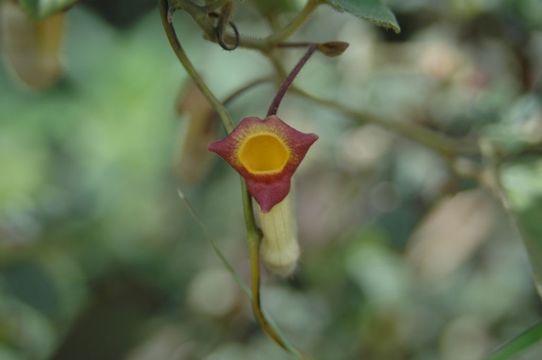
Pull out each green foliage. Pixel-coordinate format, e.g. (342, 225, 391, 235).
(502, 160, 542, 295)
(487, 321, 542, 360)
(2, 0, 542, 358)
(17, 0, 76, 19)
(324, 0, 400, 33)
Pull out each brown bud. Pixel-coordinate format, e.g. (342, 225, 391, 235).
(174, 81, 218, 183)
(1, 1, 65, 90)
(317, 41, 349, 57)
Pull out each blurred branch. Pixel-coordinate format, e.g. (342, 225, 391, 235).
(477, 139, 542, 301)
(500, 141, 542, 162)
(222, 76, 274, 106)
(291, 86, 477, 159)
(262, 52, 472, 162)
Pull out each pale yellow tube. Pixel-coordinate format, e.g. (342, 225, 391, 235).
(257, 194, 299, 277)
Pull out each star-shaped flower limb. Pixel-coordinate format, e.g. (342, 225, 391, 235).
(208, 115, 318, 212)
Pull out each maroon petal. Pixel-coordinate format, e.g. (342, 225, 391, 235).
(208, 115, 318, 212)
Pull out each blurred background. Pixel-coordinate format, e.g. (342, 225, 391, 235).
(1, 0, 542, 359)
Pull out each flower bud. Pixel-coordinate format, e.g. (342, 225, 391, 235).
(318, 41, 349, 57)
(257, 194, 299, 277)
(175, 81, 217, 183)
(1, 1, 64, 90)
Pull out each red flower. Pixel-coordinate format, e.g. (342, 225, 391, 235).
(208, 115, 318, 212)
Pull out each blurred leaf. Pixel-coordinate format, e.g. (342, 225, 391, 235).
(1, 1, 64, 90)
(1, 261, 60, 319)
(174, 82, 218, 184)
(324, 0, 400, 33)
(484, 95, 542, 153)
(487, 321, 542, 360)
(18, 0, 76, 19)
(407, 189, 495, 280)
(82, 0, 156, 28)
(17, 0, 76, 19)
(250, 0, 297, 15)
(0, 346, 24, 360)
(50, 272, 163, 360)
(501, 159, 542, 296)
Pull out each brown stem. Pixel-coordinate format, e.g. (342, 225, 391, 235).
(267, 44, 317, 116)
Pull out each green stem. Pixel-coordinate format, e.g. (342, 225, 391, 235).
(241, 185, 283, 346)
(241, 184, 306, 359)
(264, 0, 319, 45)
(159, 0, 234, 133)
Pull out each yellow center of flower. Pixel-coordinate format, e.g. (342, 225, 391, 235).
(239, 133, 289, 175)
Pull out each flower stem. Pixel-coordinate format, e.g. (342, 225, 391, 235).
(159, 0, 234, 133)
(241, 184, 304, 358)
(277, 42, 316, 48)
(267, 44, 317, 116)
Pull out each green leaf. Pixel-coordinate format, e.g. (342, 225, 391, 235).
(17, 0, 77, 19)
(487, 321, 542, 360)
(501, 159, 542, 296)
(324, 0, 401, 33)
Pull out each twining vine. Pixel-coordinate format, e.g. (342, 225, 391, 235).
(157, 0, 509, 358)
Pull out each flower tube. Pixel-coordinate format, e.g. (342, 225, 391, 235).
(209, 115, 317, 276)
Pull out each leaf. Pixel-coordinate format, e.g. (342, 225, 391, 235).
(1, 261, 61, 319)
(1, 1, 65, 90)
(487, 321, 542, 360)
(17, 0, 77, 19)
(324, 0, 401, 33)
(500, 159, 542, 297)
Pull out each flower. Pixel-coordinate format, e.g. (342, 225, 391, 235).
(208, 115, 318, 212)
(209, 115, 318, 276)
